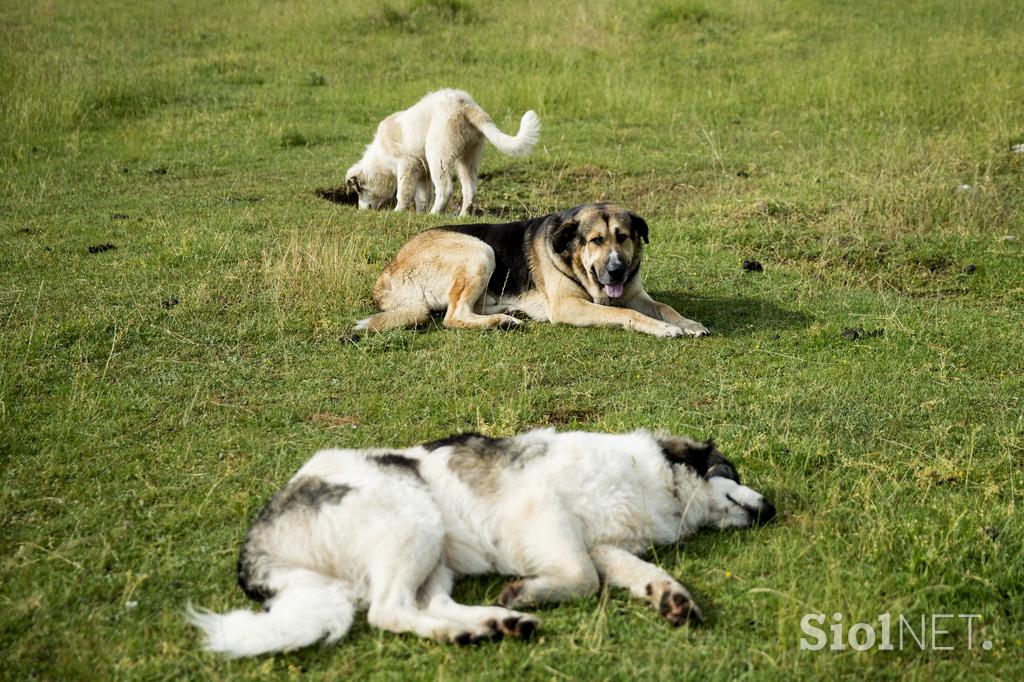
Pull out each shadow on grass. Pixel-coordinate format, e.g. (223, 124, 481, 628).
(349, 294, 810, 345)
(648, 292, 813, 337)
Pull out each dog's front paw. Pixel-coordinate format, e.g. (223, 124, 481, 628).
(676, 319, 709, 337)
(646, 580, 704, 626)
(649, 321, 685, 338)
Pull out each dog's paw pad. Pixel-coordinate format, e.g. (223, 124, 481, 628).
(659, 590, 703, 626)
(513, 616, 538, 640)
(497, 615, 537, 640)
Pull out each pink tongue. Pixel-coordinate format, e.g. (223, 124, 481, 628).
(604, 283, 624, 299)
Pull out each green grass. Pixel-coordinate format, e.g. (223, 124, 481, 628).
(2, 0, 1023, 678)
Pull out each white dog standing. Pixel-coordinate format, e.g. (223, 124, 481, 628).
(345, 89, 540, 216)
(188, 429, 775, 657)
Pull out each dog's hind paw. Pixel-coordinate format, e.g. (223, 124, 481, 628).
(497, 580, 525, 607)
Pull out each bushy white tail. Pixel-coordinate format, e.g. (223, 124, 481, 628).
(469, 108, 540, 157)
(187, 573, 355, 658)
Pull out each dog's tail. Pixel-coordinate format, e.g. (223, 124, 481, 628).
(351, 304, 431, 338)
(187, 571, 356, 658)
(467, 105, 540, 157)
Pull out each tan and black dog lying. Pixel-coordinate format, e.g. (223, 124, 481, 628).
(354, 203, 709, 338)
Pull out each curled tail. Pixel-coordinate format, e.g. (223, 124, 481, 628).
(187, 571, 355, 658)
(466, 106, 540, 157)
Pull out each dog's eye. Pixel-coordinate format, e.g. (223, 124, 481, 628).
(616, 233, 628, 244)
(590, 236, 604, 246)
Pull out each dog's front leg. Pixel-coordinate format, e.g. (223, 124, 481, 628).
(622, 291, 709, 337)
(549, 298, 686, 338)
(589, 544, 703, 626)
(395, 160, 419, 211)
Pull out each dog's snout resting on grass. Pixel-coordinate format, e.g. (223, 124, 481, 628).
(188, 428, 774, 657)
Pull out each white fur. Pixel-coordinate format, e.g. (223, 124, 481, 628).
(189, 429, 773, 656)
(345, 89, 540, 216)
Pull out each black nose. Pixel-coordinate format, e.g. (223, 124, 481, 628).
(752, 500, 776, 526)
(606, 263, 627, 282)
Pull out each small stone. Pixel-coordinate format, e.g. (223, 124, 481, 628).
(962, 264, 977, 274)
(742, 259, 763, 272)
(1011, 143, 1024, 154)
(841, 327, 862, 340)
(955, 184, 972, 193)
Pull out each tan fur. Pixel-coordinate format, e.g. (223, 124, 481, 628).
(354, 204, 708, 338)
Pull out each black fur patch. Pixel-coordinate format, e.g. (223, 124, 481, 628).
(236, 550, 275, 603)
(252, 477, 352, 523)
(236, 477, 353, 603)
(658, 437, 740, 483)
(439, 217, 547, 297)
(371, 452, 423, 480)
(422, 432, 499, 451)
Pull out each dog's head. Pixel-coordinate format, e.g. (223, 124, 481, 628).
(658, 435, 776, 529)
(548, 203, 649, 300)
(345, 163, 396, 210)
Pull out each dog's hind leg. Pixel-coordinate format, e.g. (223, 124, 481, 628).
(443, 250, 520, 330)
(425, 136, 455, 214)
(455, 140, 484, 216)
(427, 163, 453, 214)
(590, 544, 703, 626)
(496, 500, 600, 609)
(365, 542, 499, 643)
(419, 563, 539, 640)
(414, 174, 432, 212)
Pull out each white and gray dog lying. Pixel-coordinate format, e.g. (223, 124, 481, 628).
(188, 428, 775, 657)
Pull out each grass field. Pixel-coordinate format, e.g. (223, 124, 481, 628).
(2, 0, 1023, 678)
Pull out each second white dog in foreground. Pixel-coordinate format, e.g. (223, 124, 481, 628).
(345, 89, 539, 216)
(189, 429, 775, 657)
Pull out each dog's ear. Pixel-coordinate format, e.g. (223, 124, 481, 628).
(658, 436, 739, 482)
(550, 217, 580, 257)
(345, 165, 363, 194)
(629, 212, 649, 244)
